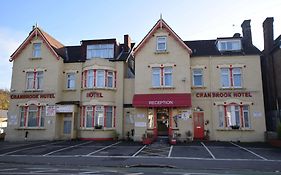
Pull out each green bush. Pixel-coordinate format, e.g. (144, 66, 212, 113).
(277, 123, 281, 140)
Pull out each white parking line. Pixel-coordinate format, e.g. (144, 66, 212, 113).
(230, 142, 268, 160)
(168, 145, 173, 157)
(43, 141, 92, 156)
(201, 142, 216, 159)
(132, 145, 146, 157)
(86, 141, 121, 156)
(0, 141, 66, 156)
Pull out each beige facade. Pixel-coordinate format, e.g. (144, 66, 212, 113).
(6, 19, 266, 142)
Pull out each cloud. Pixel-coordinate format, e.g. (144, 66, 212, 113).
(0, 27, 25, 90)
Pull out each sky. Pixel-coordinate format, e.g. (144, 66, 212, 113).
(0, 0, 281, 90)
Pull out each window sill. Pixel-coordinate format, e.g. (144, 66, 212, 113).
(216, 128, 254, 131)
(219, 87, 246, 90)
(150, 86, 175, 89)
(83, 87, 116, 91)
(154, 51, 169, 54)
(29, 57, 42, 60)
(17, 127, 46, 130)
(63, 89, 77, 92)
(191, 86, 207, 90)
(23, 89, 44, 92)
(79, 128, 115, 131)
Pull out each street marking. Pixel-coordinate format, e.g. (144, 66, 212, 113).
(43, 141, 92, 156)
(201, 142, 216, 159)
(230, 142, 268, 160)
(168, 145, 173, 157)
(132, 145, 146, 157)
(0, 141, 66, 156)
(86, 141, 121, 156)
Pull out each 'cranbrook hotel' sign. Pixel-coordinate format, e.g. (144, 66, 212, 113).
(195, 91, 252, 98)
(10, 93, 55, 99)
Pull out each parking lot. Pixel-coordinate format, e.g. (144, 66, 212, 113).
(0, 140, 281, 161)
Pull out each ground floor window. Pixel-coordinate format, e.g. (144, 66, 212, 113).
(81, 105, 115, 129)
(218, 104, 250, 129)
(19, 105, 45, 128)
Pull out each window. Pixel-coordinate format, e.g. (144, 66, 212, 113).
(87, 70, 94, 88)
(96, 70, 105, 88)
(32, 43, 41, 58)
(81, 105, 115, 128)
(107, 71, 114, 88)
(217, 40, 241, 52)
(220, 67, 242, 88)
(66, 73, 75, 89)
(148, 108, 154, 129)
(218, 105, 250, 128)
(95, 106, 104, 126)
(152, 68, 161, 87)
(105, 106, 113, 128)
(192, 68, 203, 87)
(26, 71, 44, 90)
(19, 105, 45, 128)
(156, 36, 167, 51)
(87, 44, 114, 59)
(152, 67, 173, 88)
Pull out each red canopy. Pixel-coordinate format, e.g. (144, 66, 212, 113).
(133, 93, 192, 107)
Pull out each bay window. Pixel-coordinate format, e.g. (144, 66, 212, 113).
(218, 104, 250, 129)
(96, 70, 105, 88)
(107, 71, 114, 88)
(87, 70, 94, 88)
(19, 105, 45, 128)
(83, 69, 116, 89)
(86, 106, 94, 128)
(152, 67, 173, 87)
(26, 71, 44, 90)
(220, 67, 242, 88)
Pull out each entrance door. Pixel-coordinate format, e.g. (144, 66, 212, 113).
(193, 112, 204, 139)
(157, 108, 169, 136)
(63, 113, 72, 139)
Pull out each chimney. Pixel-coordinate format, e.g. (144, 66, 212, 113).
(241, 20, 252, 46)
(124, 34, 131, 52)
(263, 17, 274, 54)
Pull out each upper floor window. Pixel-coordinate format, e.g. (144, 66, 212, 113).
(152, 67, 173, 88)
(83, 69, 116, 89)
(32, 43, 41, 58)
(192, 68, 203, 87)
(19, 105, 45, 128)
(66, 73, 75, 89)
(87, 44, 114, 59)
(220, 67, 242, 88)
(217, 39, 241, 52)
(26, 71, 43, 90)
(218, 105, 250, 129)
(156, 36, 167, 51)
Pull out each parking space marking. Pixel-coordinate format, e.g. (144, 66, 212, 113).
(132, 145, 146, 157)
(230, 142, 268, 160)
(0, 141, 66, 156)
(86, 141, 122, 156)
(168, 146, 173, 157)
(201, 142, 216, 159)
(43, 141, 92, 156)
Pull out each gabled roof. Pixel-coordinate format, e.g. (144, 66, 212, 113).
(134, 19, 192, 55)
(10, 27, 64, 62)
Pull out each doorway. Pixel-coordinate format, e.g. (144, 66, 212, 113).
(193, 112, 204, 139)
(62, 113, 72, 139)
(157, 108, 169, 136)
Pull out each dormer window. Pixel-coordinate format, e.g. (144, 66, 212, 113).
(32, 43, 41, 58)
(156, 36, 167, 51)
(217, 39, 241, 52)
(87, 44, 114, 59)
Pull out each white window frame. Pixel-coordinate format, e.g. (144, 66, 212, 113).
(152, 67, 161, 87)
(156, 36, 167, 51)
(105, 106, 113, 128)
(233, 68, 242, 88)
(26, 71, 44, 90)
(192, 68, 203, 87)
(163, 67, 173, 87)
(220, 67, 242, 88)
(95, 106, 104, 126)
(96, 70, 105, 88)
(87, 70, 94, 88)
(19, 105, 45, 128)
(217, 39, 241, 51)
(32, 43, 41, 58)
(66, 73, 76, 89)
(85, 106, 94, 128)
(107, 71, 114, 88)
(87, 44, 114, 59)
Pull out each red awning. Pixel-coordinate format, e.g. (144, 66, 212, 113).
(133, 93, 192, 107)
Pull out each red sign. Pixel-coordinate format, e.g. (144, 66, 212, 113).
(10, 93, 55, 99)
(133, 93, 192, 107)
(86, 91, 103, 98)
(195, 92, 252, 98)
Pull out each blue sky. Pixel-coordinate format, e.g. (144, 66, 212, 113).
(0, 0, 281, 89)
